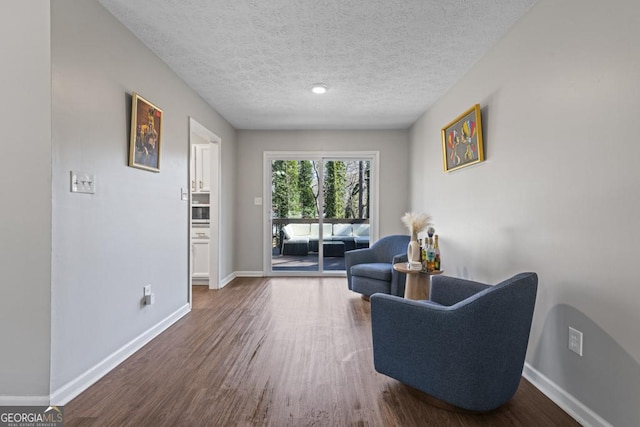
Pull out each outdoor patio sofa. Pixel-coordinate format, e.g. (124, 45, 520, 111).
(280, 223, 370, 257)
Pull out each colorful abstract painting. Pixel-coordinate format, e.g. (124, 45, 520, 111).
(441, 104, 484, 172)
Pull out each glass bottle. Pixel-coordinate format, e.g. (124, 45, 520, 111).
(426, 237, 436, 272)
(434, 235, 441, 271)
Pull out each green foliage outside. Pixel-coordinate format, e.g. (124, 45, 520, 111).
(272, 159, 369, 220)
(272, 160, 300, 218)
(345, 161, 369, 219)
(299, 160, 317, 218)
(324, 161, 346, 218)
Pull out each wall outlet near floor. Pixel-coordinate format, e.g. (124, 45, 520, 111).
(568, 327, 583, 356)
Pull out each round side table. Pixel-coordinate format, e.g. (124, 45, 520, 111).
(393, 263, 443, 300)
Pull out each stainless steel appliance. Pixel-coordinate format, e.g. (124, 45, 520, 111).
(192, 205, 210, 223)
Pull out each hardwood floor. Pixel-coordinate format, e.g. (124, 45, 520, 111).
(64, 277, 579, 426)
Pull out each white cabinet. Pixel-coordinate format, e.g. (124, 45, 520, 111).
(192, 240, 210, 279)
(191, 144, 211, 193)
(190, 143, 211, 281)
(192, 226, 210, 280)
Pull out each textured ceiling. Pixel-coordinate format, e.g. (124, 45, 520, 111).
(98, 0, 537, 130)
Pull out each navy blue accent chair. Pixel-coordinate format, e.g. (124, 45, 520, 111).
(370, 272, 538, 412)
(345, 234, 410, 298)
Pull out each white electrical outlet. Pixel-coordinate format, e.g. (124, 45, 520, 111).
(569, 327, 583, 356)
(144, 285, 152, 296)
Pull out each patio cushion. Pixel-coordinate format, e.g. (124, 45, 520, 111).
(352, 224, 370, 237)
(332, 224, 353, 236)
(282, 223, 313, 239)
(310, 223, 333, 238)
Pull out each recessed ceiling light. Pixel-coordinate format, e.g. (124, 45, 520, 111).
(311, 83, 328, 94)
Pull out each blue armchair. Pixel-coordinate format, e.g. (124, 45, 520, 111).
(345, 234, 410, 299)
(370, 272, 538, 412)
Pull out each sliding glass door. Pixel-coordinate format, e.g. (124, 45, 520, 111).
(265, 152, 378, 275)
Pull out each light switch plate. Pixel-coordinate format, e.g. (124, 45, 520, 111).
(70, 171, 96, 194)
(254, 197, 263, 205)
(181, 187, 189, 201)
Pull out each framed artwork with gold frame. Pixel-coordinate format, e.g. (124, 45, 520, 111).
(129, 92, 162, 172)
(441, 104, 484, 172)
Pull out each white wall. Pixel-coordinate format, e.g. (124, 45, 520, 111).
(0, 1, 52, 401)
(409, 0, 640, 425)
(50, 0, 236, 398)
(236, 130, 410, 272)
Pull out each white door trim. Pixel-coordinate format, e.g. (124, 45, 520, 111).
(189, 118, 221, 297)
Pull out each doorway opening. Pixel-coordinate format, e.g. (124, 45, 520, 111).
(189, 118, 221, 305)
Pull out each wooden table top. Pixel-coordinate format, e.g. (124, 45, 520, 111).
(393, 262, 443, 276)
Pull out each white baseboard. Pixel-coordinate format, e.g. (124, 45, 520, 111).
(50, 303, 190, 406)
(219, 272, 236, 288)
(523, 363, 612, 427)
(194, 271, 263, 290)
(0, 395, 50, 406)
(234, 271, 264, 278)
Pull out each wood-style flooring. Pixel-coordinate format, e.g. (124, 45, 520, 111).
(64, 277, 579, 426)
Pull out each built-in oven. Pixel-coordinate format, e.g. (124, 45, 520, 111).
(192, 205, 210, 224)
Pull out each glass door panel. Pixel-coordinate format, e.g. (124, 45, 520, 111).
(322, 160, 370, 271)
(271, 159, 320, 272)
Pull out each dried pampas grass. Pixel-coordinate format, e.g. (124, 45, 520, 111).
(401, 212, 432, 235)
